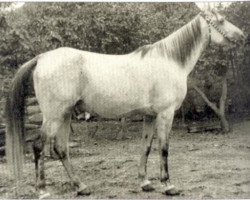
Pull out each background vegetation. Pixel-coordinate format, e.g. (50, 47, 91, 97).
(0, 2, 249, 126)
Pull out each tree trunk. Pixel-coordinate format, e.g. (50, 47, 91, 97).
(219, 71, 230, 133)
(229, 49, 237, 82)
(191, 68, 230, 133)
(218, 113, 230, 133)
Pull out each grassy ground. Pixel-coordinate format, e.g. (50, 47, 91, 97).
(0, 120, 250, 199)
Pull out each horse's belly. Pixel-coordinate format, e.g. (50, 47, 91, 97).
(83, 91, 145, 118)
(82, 81, 152, 118)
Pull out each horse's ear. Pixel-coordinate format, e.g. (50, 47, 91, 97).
(196, 2, 211, 12)
(196, 3, 204, 11)
(204, 3, 213, 12)
(207, 3, 212, 11)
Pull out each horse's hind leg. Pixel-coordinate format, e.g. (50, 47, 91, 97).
(139, 116, 156, 191)
(52, 113, 91, 195)
(32, 128, 48, 196)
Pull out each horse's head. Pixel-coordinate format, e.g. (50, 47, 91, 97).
(200, 6, 245, 46)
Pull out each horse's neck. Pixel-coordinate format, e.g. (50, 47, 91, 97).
(183, 16, 209, 75)
(161, 15, 209, 75)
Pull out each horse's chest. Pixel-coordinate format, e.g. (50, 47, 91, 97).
(151, 78, 187, 111)
(174, 81, 187, 108)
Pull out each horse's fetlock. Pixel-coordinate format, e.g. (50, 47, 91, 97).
(160, 176, 169, 183)
(36, 180, 46, 189)
(138, 171, 146, 181)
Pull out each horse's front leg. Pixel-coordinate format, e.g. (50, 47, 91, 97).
(139, 116, 156, 191)
(156, 108, 180, 195)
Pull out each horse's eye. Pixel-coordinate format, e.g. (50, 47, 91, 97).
(218, 18, 225, 24)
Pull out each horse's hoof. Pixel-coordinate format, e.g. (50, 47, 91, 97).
(39, 190, 51, 199)
(141, 180, 155, 192)
(77, 184, 91, 196)
(162, 185, 181, 196)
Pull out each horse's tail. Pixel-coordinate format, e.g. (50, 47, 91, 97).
(5, 56, 38, 180)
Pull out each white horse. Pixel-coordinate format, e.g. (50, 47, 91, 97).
(5, 6, 245, 197)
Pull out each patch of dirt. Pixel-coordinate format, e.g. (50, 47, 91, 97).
(0, 120, 250, 198)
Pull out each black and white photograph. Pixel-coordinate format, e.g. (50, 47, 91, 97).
(0, 1, 249, 199)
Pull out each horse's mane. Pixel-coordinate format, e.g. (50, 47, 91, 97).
(133, 15, 202, 66)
